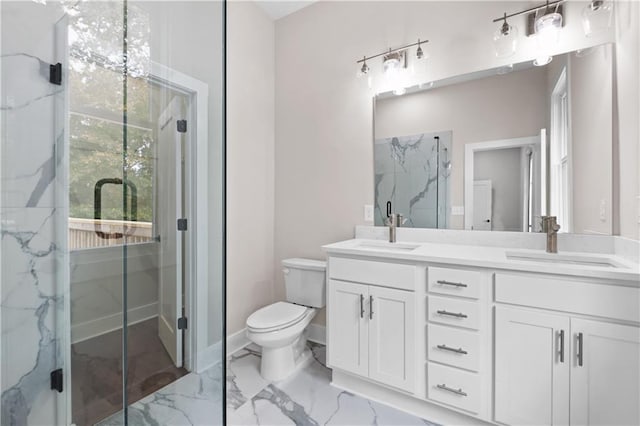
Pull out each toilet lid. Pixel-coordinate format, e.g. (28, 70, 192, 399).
(247, 302, 309, 331)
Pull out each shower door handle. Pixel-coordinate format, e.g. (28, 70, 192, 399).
(94, 178, 138, 239)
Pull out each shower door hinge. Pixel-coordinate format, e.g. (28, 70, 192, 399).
(50, 368, 63, 393)
(178, 317, 188, 330)
(177, 120, 187, 133)
(177, 218, 187, 231)
(49, 63, 62, 85)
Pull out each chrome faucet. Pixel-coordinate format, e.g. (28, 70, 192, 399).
(385, 213, 405, 243)
(541, 216, 561, 253)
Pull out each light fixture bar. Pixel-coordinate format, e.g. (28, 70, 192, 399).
(492, 0, 564, 23)
(356, 39, 429, 64)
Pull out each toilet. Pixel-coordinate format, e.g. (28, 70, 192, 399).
(246, 258, 326, 381)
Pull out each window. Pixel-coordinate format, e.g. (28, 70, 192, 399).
(68, 4, 156, 250)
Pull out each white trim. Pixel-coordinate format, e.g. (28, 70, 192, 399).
(197, 341, 223, 374)
(226, 328, 251, 356)
(464, 135, 540, 230)
(307, 323, 326, 345)
(149, 62, 209, 373)
(71, 303, 158, 344)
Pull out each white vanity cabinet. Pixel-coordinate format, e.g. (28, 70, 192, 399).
(327, 258, 416, 393)
(494, 306, 570, 426)
(324, 243, 639, 426)
(494, 273, 640, 426)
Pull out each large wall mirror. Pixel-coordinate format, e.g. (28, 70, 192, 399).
(374, 43, 613, 235)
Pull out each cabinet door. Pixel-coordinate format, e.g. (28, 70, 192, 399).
(570, 319, 640, 426)
(327, 279, 369, 377)
(495, 306, 570, 426)
(368, 286, 415, 392)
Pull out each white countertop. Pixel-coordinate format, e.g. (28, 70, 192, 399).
(323, 239, 640, 283)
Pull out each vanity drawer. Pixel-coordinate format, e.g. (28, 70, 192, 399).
(428, 267, 481, 299)
(428, 295, 480, 330)
(495, 273, 640, 323)
(427, 362, 480, 414)
(428, 324, 480, 372)
(329, 257, 415, 290)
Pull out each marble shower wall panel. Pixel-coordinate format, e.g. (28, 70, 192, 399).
(2, 2, 67, 424)
(374, 131, 451, 228)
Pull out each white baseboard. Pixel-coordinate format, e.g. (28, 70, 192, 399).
(71, 302, 159, 344)
(197, 340, 222, 374)
(307, 323, 326, 345)
(226, 327, 250, 356)
(225, 324, 326, 358)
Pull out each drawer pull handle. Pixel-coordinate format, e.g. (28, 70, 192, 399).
(436, 344, 468, 355)
(436, 384, 467, 397)
(557, 330, 565, 363)
(577, 332, 584, 367)
(436, 310, 468, 319)
(369, 295, 374, 320)
(436, 280, 468, 288)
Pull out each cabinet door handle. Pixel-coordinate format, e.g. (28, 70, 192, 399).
(558, 330, 565, 363)
(369, 295, 374, 320)
(436, 344, 468, 355)
(360, 294, 364, 319)
(577, 332, 584, 367)
(436, 280, 468, 288)
(436, 309, 468, 319)
(436, 384, 467, 397)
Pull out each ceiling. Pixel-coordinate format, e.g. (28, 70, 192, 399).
(254, 1, 318, 20)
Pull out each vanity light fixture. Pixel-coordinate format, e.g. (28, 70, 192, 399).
(416, 39, 425, 59)
(582, 0, 613, 37)
(492, 1, 564, 67)
(493, 13, 518, 58)
(356, 37, 429, 94)
(357, 56, 370, 77)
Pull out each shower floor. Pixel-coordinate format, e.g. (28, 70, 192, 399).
(71, 318, 188, 426)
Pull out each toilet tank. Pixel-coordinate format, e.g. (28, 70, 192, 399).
(282, 258, 326, 308)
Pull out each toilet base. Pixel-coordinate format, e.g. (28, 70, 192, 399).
(260, 345, 313, 382)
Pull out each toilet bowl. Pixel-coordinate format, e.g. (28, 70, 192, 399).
(246, 258, 326, 381)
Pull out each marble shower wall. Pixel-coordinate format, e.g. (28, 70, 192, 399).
(375, 131, 452, 228)
(2, 2, 68, 424)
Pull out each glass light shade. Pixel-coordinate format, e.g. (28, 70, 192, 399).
(533, 55, 552, 66)
(582, 0, 612, 37)
(383, 57, 400, 74)
(493, 22, 518, 58)
(535, 12, 563, 48)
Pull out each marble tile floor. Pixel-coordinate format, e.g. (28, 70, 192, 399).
(226, 342, 437, 426)
(97, 341, 437, 425)
(95, 341, 437, 425)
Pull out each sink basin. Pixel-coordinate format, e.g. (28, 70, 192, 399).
(357, 241, 420, 252)
(505, 250, 624, 268)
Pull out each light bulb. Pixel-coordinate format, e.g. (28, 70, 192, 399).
(535, 12, 562, 48)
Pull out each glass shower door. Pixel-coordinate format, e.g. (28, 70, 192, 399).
(1, 1, 225, 425)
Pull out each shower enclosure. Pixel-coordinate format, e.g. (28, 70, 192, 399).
(1, 1, 225, 425)
(375, 131, 452, 228)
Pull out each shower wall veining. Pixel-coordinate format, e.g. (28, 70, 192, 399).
(1, 2, 67, 424)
